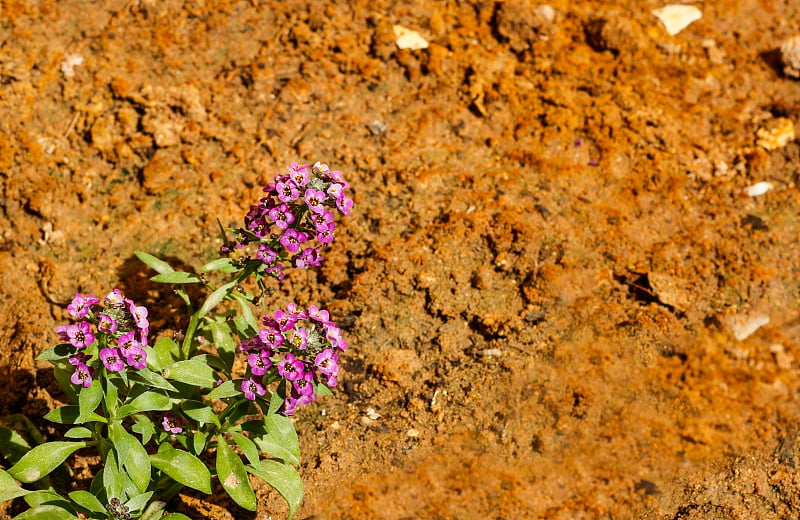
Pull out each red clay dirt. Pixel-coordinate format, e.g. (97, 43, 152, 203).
(2, 1, 800, 519)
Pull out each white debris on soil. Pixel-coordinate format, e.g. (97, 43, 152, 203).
(406, 428, 420, 438)
(365, 407, 382, 420)
(652, 5, 702, 36)
(756, 118, 795, 150)
(744, 181, 773, 197)
(722, 311, 770, 341)
(781, 35, 800, 78)
(60, 53, 84, 77)
(394, 25, 429, 50)
(367, 120, 387, 135)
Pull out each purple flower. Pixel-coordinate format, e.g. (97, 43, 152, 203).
(247, 350, 273, 376)
(98, 313, 118, 334)
(310, 211, 335, 232)
(277, 353, 304, 381)
(239, 335, 264, 352)
(336, 196, 354, 216)
(70, 363, 94, 388)
(304, 188, 327, 214)
(124, 344, 148, 370)
(55, 325, 70, 342)
(315, 349, 339, 378)
(268, 203, 296, 231)
(273, 310, 299, 332)
(139, 326, 149, 348)
(295, 247, 323, 268)
(69, 352, 91, 366)
(316, 229, 334, 245)
(308, 305, 330, 323)
(128, 301, 149, 329)
(276, 180, 300, 203)
(67, 321, 95, 349)
(279, 228, 308, 254)
(257, 243, 277, 264)
(241, 376, 266, 401)
(286, 303, 307, 319)
(327, 183, 344, 201)
(265, 264, 285, 281)
(118, 331, 138, 356)
(288, 162, 310, 186)
(257, 326, 285, 349)
(312, 161, 330, 176)
(100, 347, 125, 372)
(293, 371, 315, 397)
(67, 292, 99, 319)
(282, 393, 314, 416)
(289, 328, 309, 350)
(104, 289, 125, 306)
(162, 413, 184, 434)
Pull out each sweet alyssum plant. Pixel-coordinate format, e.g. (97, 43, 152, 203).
(0, 162, 352, 519)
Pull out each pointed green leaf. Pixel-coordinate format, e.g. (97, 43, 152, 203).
(78, 380, 103, 423)
(109, 421, 131, 465)
(230, 292, 260, 333)
(200, 258, 235, 272)
(124, 491, 153, 513)
(8, 442, 86, 483)
(63, 426, 92, 439)
(209, 320, 235, 371)
(313, 380, 334, 396)
(216, 440, 256, 511)
(35, 344, 73, 362)
(0, 468, 30, 502)
(151, 271, 202, 284)
(12, 504, 78, 520)
(0, 425, 32, 464)
(103, 449, 124, 499)
(181, 401, 220, 427)
(118, 391, 172, 417)
(191, 431, 206, 455)
(150, 337, 180, 371)
(231, 432, 259, 466)
(161, 514, 192, 520)
(44, 406, 106, 425)
(67, 490, 106, 514)
(206, 380, 239, 399)
(128, 367, 177, 392)
(122, 433, 151, 493)
(247, 459, 303, 519)
(265, 413, 300, 462)
(135, 252, 174, 274)
(150, 448, 212, 494)
(131, 414, 156, 445)
(199, 282, 236, 316)
(164, 359, 217, 388)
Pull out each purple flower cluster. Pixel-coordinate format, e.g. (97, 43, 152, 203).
(238, 303, 346, 415)
(56, 290, 151, 388)
(221, 162, 353, 281)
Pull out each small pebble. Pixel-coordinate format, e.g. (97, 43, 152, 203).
(744, 182, 773, 197)
(394, 25, 429, 50)
(406, 428, 420, 438)
(652, 5, 702, 36)
(781, 35, 800, 78)
(722, 311, 770, 341)
(756, 118, 795, 150)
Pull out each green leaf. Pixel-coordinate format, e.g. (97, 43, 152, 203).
(103, 449, 124, 499)
(131, 414, 156, 445)
(150, 448, 212, 494)
(161, 514, 192, 520)
(0, 425, 32, 464)
(67, 490, 106, 514)
(103, 378, 120, 417)
(8, 441, 86, 483)
(231, 292, 260, 333)
(63, 426, 92, 439)
(35, 344, 73, 362)
(45, 406, 106, 425)
(150, 337, 180, 371)
(78, 379, 103, 423)
(231, 432, 259, 466)
(53, 365, 80, 404)
(206, 380, 239, 399)
(122, 434, 151, 494)
(0, 468, 30, 502)
(164, 359, 218, 388)
(265, 413, 300, 462)
(209, 320, 235, 371)
(191, 431, 206, 455)
(181, 401, 220, 427)
(247, 459, 303, 519)
(216, 440, 256, 511)
(135, 251, 174, 274)
(199, 282, 236, 316)
(12, 504, 78, 520)
(124, 491, 153, 513)
(129, 367, 178, 392)
(200, 258, 235, 272)
(109, 421, 131, 465)
(23, 489, 66, 507)
(118, 391, 172, 417)
(313, 380, 334, 396)
(151, 271, 202, 284)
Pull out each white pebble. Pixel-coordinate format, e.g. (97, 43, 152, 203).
(652, 5, 702, 36)
(722, 311, 770, 341)
(394, 25, 429, 50)
(744, 182, 773, 197)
